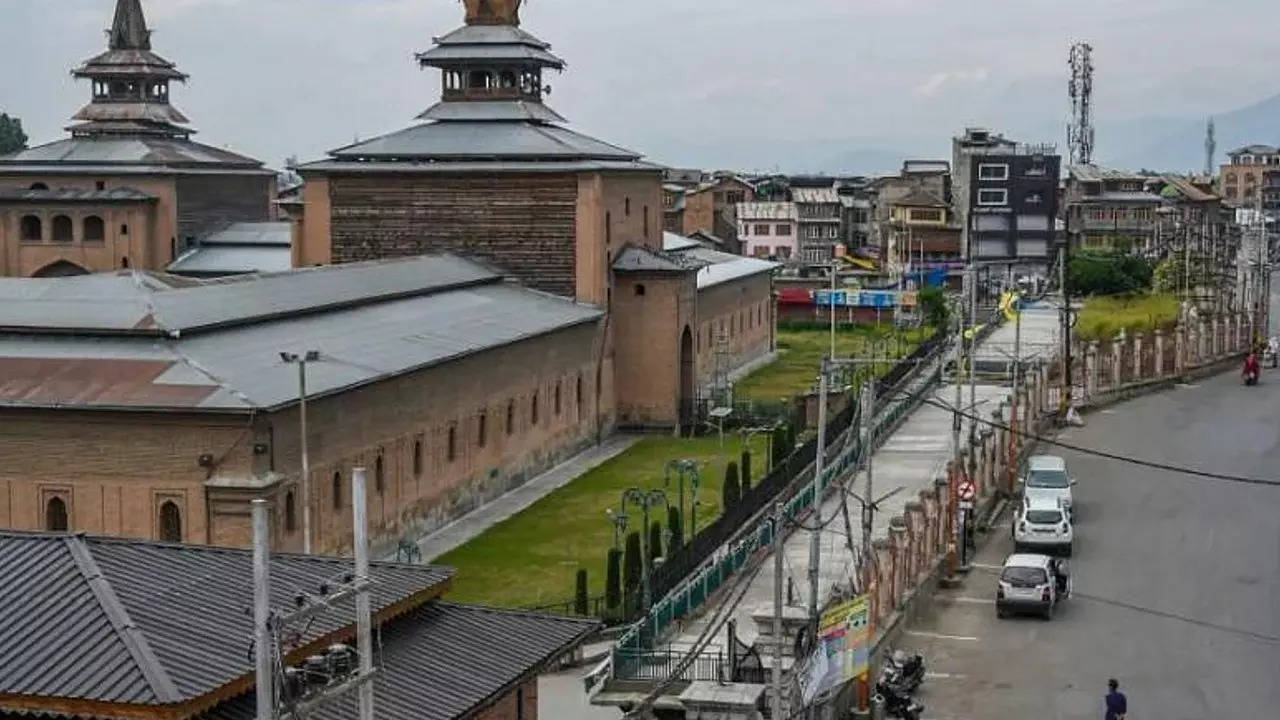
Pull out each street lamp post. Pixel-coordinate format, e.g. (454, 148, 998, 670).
(605, 508, 629, 551)
(621, 487, 670, 612)
(664, 460, 701, 541)
(280, 350, 321, 554)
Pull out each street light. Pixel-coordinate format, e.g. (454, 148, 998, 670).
(664, 460, 701, 542)
(605, 507, 629, 551)
(620, 487, 670, 612)
(281, 350, 321, 554)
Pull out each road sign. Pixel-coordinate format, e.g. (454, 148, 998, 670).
(958, 481, 976, 502)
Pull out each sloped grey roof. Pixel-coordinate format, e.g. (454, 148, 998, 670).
(432, 23, 554, 50)
(0, 531, 451, 708)
(0, 136, 264, 170)
(676, 246, 778, 289)
(416, 42, 565, 67)
(0, 187, 155, 203)
(327, 121, 642, 162)
(417, 100, 567, 123)
(0, 256, 603, 411)
(302, 159, 662, 174)
(208, 603, 598, 720)
(167, 245, 291, 276)
(736, 201, 797, 221)
(612, 245, 692, 273)
(195, 222, 292, 247)
(1067, 164, 1147, 183)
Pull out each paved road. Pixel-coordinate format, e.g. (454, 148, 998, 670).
(898, 369, 1280, 719)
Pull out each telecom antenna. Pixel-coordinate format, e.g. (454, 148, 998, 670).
(1204, 117, 1217, 176)
(1067, 42, 1095, 165)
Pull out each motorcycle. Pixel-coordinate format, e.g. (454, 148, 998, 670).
(880, 650, 926, 695)
(1244, 365, 1260, 386)
(874, 680, 925, 720)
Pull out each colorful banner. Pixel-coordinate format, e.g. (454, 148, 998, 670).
(815, 595, 871, 692)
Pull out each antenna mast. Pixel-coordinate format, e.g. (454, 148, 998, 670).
(1204, 117, 1217, 176)
(1067, 42, 1095, 166)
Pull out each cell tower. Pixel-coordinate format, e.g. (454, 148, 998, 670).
(1067, 42, 1095, 166)
(1204, 117, 1217, 176)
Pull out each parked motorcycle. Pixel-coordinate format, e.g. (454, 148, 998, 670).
(874, 680, 925, 720)
(880, 650, 926, 695)
(1244, 355, 1261, 386)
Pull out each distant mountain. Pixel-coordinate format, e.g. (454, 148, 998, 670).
(1105, 93, 1280, 173)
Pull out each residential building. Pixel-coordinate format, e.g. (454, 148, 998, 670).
(953, 127, 1060, 268)
(870, 160, 952, 255)
(1220, 144, 1280, 206)
(886, 187, 962, 270)
(680, 175, 755, 248)
(1065, 164, 1162, 252)
(0, 530, 596, 720)
(0, 0, 274, 277)
(792, 183, 842, 263)
(836, 178, 876, 251)
(662, 183, 687, 233)
(737, 201, 798, 260)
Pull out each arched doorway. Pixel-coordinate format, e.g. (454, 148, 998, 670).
(679, 326, 695, 433)
(46, 497, 68, 531)
(159, 501, 182, 542)
(32, 260, 90, 278)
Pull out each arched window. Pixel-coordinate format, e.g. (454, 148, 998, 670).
(121, 256, 130, 269)
(28, 182, 48, 191)
(375, 454, 385, 494)
(333, 471, 343, 510)
(447, 426, 457, 461)
(83, 215, 105, 242)
(52, 215, 73, 243)
(159, 501, 182, 542)
(20, 215, 41, 242)
(45, 497, 68, 532)
(284, 491, 297, 532)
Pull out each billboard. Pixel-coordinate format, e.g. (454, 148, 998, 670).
(801, 596, 871, 703)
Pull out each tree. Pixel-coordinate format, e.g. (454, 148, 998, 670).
(648, 521, 663, 566)
(740, 450, 752, 489)
(0, 113, 27, 156)
(667, 506, 683, 551)
(772, 424, 790, 467)
(1068, 250, 1153, 296)
(918, 285, 949, 329)
(723, 461, 741, 510)
(1153, 251, 1207, 295)
(623, 532, 642, 599)
(574, 569, 589, 616)
(605, 549, 622, 611)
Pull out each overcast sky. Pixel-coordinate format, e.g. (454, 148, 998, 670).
(3, 0, 1279, 172)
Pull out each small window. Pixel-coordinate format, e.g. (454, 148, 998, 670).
(576, 375, 583, 413)
(447, 426, 457, 462)
(121, 224, 129, 235)
(635, 284, 646, 297)
(20, 215, 42, 241)
(478, 411, 487, 448)
(978, 164, 1009, 180)
(775, 223, 790, 235)
(375, 454, 385, 493)
(29, 182, 48, 191)
(555, 382, 562, 416)
(754, 224, 771, 236)
(52, 215, 73, 243)
(413, 437, 423, 477)
(95, 181, 105, 191)
(83, 216, 105, 242)
(978, 189, 1008, 206)
(46, 496, 69, 531)
(531, 390, 540, 426)
(285, 491, 297, 532)
(506, 400, 516, 435)
(644, 206, 650, 237)
(625, 197, 631, 216)
(333, 471, 343, 510)
(170, 237, 176, 260)
(605, 211, 611, 245)
(159, 501, 182, 542)
(121, 256, 130, 269)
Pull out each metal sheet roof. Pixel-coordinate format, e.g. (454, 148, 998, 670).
(209, 603, 598, 720)
(416, 43, 565, 68)
(612, 245, 691, 273)
(1067, 164, 1147, 183)
(417, 100, 567, 124)
(791, 187, 840, 204)
(0, 136, 264, 169)
(0, 531, 451, 707)
(431, 24, 553, 50)
(681, 247, 778, 289)
(300, 159, 663, 174)
(327, 121, 642, 161)
(195, 222, 292, 247)
(0, 187, 155, 203)
(662, 232, 701, 251)
(735, 201, 796, 221)
(167, 245, 292, 276)
(0, 257, 603, 411)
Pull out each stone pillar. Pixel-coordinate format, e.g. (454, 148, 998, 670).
(1133, 333, 1144, 380)
(873, 538, 892, 624)
(1198, 318, 1208, 363)
(920, 490, 937, 567)
(1211, 317, 1221, 358)
(1086, 341, 1099, 398)
(1112, 333, 1124, 387)
(933, 475, 949, 557)
(906, 501, 925, 584)
(889, 519, 908, 608)
(980, 428, 995, 494)
(1154, 329, 1165, 377)
(1175, 324, 1186, 375)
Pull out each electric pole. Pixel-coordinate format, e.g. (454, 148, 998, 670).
(252, 500, 273, 720)
(772, 502, 785, 720)
(807, 361, 829, 644)
(280, 350, 321, 554)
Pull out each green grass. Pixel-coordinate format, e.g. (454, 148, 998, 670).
(435, 434, 769, 609)
(734, 326, 933, 404)
(1077, 293, 1180, 341)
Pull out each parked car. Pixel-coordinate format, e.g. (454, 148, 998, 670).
(1013, 497, 1073, 556)
(1020, 455, 1076, 520)
(996, 553, 1070, 620)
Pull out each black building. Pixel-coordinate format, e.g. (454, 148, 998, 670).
(952, 128, 1061, 270)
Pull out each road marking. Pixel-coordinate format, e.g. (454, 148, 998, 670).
(905, 630, 980, 641)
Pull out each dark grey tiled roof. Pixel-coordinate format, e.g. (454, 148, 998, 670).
(612, 245, 694, 273)
(0, 531, 452, 708)
(0, 187, 156, 203)
(0, 137, 264, 170)
(209, 603, 599, 720)
(327, 121, 642, 162)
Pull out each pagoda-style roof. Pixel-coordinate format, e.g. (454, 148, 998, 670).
(0, 136, 267, 174)
(417, 24, 565, 69)
(328, 121, 642, 163)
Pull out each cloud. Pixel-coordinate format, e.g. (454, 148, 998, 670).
(916, 67, 991, 97)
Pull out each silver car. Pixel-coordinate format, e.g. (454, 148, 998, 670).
(1020, 455, 1076, 520)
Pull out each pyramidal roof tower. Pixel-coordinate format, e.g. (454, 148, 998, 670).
(316, 0, 654, 169)
(71, 0, 191, 138)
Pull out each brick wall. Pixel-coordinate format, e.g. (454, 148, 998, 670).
(175, 173, 275, 250)
(694, 273, 775, 387)
(612, 272, 695, 428)
(473, 678, 538, 720)
(328, 174, 579, 297)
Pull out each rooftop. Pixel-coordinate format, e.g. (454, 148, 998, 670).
(167, 222, 292, 277)
(1227, 144, 1280, 156)
(0, 135, 266, 172)
(1068, 163, 1149, 183)
(791, 186, 840, 204)
(663, 236, 778, 289)
(736, 201, 797, 221)
(0, 255, 602, 412)
(0, 186, 156, 203)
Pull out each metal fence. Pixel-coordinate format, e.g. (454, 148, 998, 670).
(520, 594, 610, 619)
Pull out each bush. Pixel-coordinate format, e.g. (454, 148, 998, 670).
(1077, 293, 1180, 341)
(574, 569, 589, 615)
(772, 424, 790, 467)
(667, 506, 683, 550)
(918, 285, 950, 329)
(623, 532, 642, 599)
(1068, 250, 1153, 296)
(605, 549, 621, 610)
(723, 462, 741, 509)
(741, 450, 752, 489)
(648, 521, 663, 565)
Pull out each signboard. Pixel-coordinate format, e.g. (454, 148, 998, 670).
(959, 480, 976, 502)
(814, 290, 849, 307)
(812, 596, 870, 695)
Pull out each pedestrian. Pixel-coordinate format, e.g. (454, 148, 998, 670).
(1105, 678, 1127, 720)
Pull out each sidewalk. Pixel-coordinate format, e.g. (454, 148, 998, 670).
(391, 433, 640, 562)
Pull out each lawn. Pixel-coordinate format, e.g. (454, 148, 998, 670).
(1077, 293, 1180, 341)
(434, 434, 769, 609)
(735, 325, 934, 404)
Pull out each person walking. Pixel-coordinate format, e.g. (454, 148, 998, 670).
(1104, 678, 1127, 720)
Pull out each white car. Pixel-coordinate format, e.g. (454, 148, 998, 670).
(1021, 455, 1076, 520)
(996, 553, 1070, 620)
(1013, 497, 1073, 556)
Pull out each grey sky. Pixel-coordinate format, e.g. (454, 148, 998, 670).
(3, 0, 1279, 173)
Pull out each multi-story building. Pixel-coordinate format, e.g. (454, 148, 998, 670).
(663, 183, 687, 233)
(1220, 144, 1280, 207)
(680, 175, 755, 248)
(868, 161, 951, 256)
(885, 188, 962, 269)
(737, 201, 798, 260)
(792, 183, 842, 263)
(953, 128, 1060, 268)
(839, 188, 874, 251)
(0, 0, 275, 277)
(1064, 164, 1162, 252)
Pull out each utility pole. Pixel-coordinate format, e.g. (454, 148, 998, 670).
(967, 263, 978, 444)
(830, 261, 839, 360)
(252, 499, 273, 720)
(1058, 246, 1072, 418)
(280, 350, 320, 554)
(771, 502, 785, 720)
(951, 273, 966, 462)
(352, 468, 375, 720)
(807, 361, 829, 644)
(859, 380, 876, 569)
(1008, 301, 1023, 495)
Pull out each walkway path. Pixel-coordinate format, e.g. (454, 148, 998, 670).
(390, 434, 640, 562)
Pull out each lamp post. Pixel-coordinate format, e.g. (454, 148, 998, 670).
(664, 459, 701, 541)
(621, 487, 670, 611)
(280, 350, 320, 554)
(605, 507, 629, 551)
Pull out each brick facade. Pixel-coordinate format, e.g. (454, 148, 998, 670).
(694, 273, 776, 387)
(473, 679, 538, 720)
